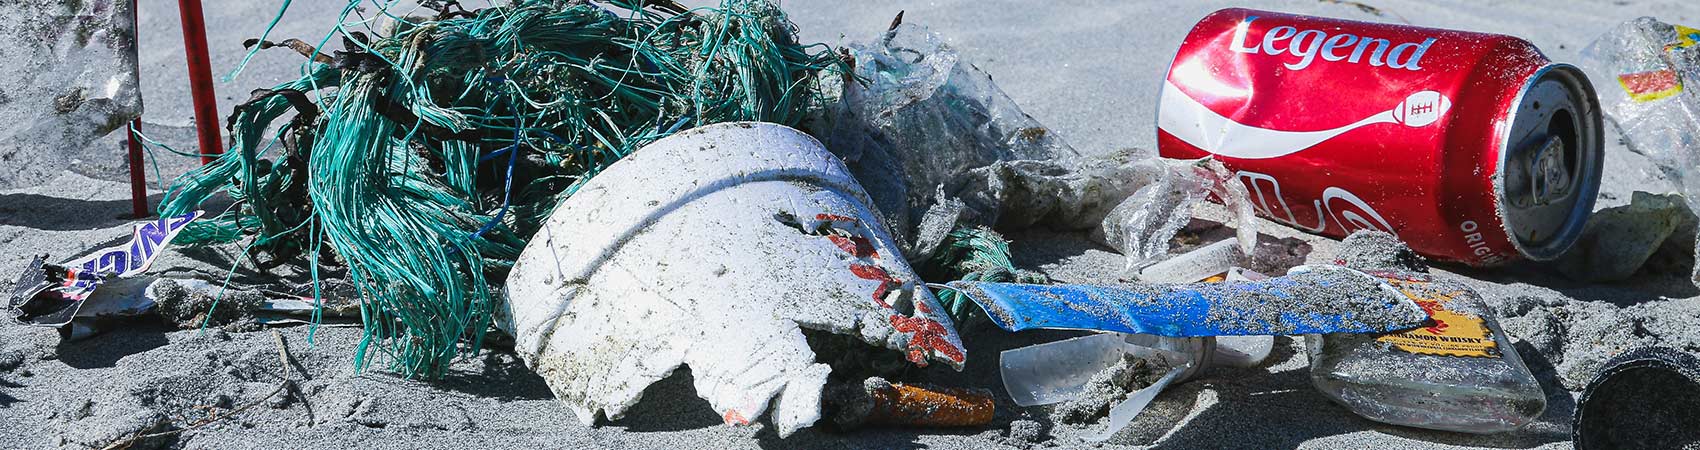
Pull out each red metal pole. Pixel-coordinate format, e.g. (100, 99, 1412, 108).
(127, 119, 148, 218)
(178, 0, 223, 165)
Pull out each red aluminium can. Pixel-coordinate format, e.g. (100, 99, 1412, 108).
(1158, 8, 1603, 266)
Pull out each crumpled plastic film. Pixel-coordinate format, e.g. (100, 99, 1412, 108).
(1099, 158, 1256, 272)
(1555, 191, 1697, 282)
(810, 22, 1255, 269)
(0, 1, 142, 188)
(1582, 18, 1700, 283)
(811, 23, 1078, 259)
(999, 333, 1271, 442)
(941, 154, 1256, 274)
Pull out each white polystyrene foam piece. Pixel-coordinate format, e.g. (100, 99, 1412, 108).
(503, 122, 966, 437)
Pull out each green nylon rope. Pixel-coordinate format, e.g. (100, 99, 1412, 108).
(928, 226, 1050, 325)
(154, 0, 841, 378)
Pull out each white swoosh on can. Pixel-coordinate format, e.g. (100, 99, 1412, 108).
(1158, 80, 1451, 159)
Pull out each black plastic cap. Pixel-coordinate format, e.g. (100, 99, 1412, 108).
(1574, 346, 1700, 449)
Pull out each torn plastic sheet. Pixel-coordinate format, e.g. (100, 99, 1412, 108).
(502, 123, 964, 437)
(1000, 333, 1272, 442)
(8, 211, 202, 327)
(62, 277, 362, 340)
(1098, 158, 1257, 271)
(809, 23, 1255, 266)
(947, 264, 1428, 337)
(810, 23, 1077, 258)
(59, 277, 154, 340)
(1582, 18, 1700, 284)
(0, 0, 143, 188)
(943, 155, 1258, 275)
(1556, 191, 1696, 282)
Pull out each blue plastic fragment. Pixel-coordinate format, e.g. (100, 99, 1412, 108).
(947, 266, 1428, 337)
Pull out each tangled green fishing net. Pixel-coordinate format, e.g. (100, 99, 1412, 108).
(926, 226, 1048, 324)
(152, 0, 841, 378)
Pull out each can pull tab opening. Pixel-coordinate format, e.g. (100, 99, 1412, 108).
(1526, 135, 1573, 206)
(1506, 106, 1581, 210)
(1497, 65, 1600, 261)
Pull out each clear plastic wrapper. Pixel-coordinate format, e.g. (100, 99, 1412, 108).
(1582, 18, 1700, 283)
(999, 332, 1271, 442)
(812, 24, 1255, 265)
(811, 23, 1075, 256)
(1098, 157, 1257, 273)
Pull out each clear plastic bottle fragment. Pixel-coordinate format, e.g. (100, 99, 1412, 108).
(1000, 332, 1272, 441)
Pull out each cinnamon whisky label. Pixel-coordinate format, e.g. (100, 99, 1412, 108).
(1375, 280, 1498, 358)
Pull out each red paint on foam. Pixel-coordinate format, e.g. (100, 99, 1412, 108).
(723, 409, 749, 425)
(821, 215, 965, 367)
(850, 264, 897, 308)
(815, 213, 857, 223)
(827, 235, 878, 258)
(889, 314, 966, 365)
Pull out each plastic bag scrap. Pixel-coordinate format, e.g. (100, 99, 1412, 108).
(8, 211, 202, 330)
(1582, 18, 1700, 284)
(1095, 158, 1256, 273)
(809, 22, 1257, 271)
(1556, 191, 1697, 282)
(951, 154, 1258, 269)
(0, 0, 142, 188)
(809, 22, 1077, 259)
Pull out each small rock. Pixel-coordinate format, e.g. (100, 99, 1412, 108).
(1008, 419, 1045, 443)
(211, 394, 234, 409)
(0, 348, 27, 371)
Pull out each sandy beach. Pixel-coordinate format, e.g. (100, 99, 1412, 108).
(5, 1, 1700, 448)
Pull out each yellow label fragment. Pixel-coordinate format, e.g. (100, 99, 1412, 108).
(1670, 24, 1700, 50)
(1374, 280, 1498, 358)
